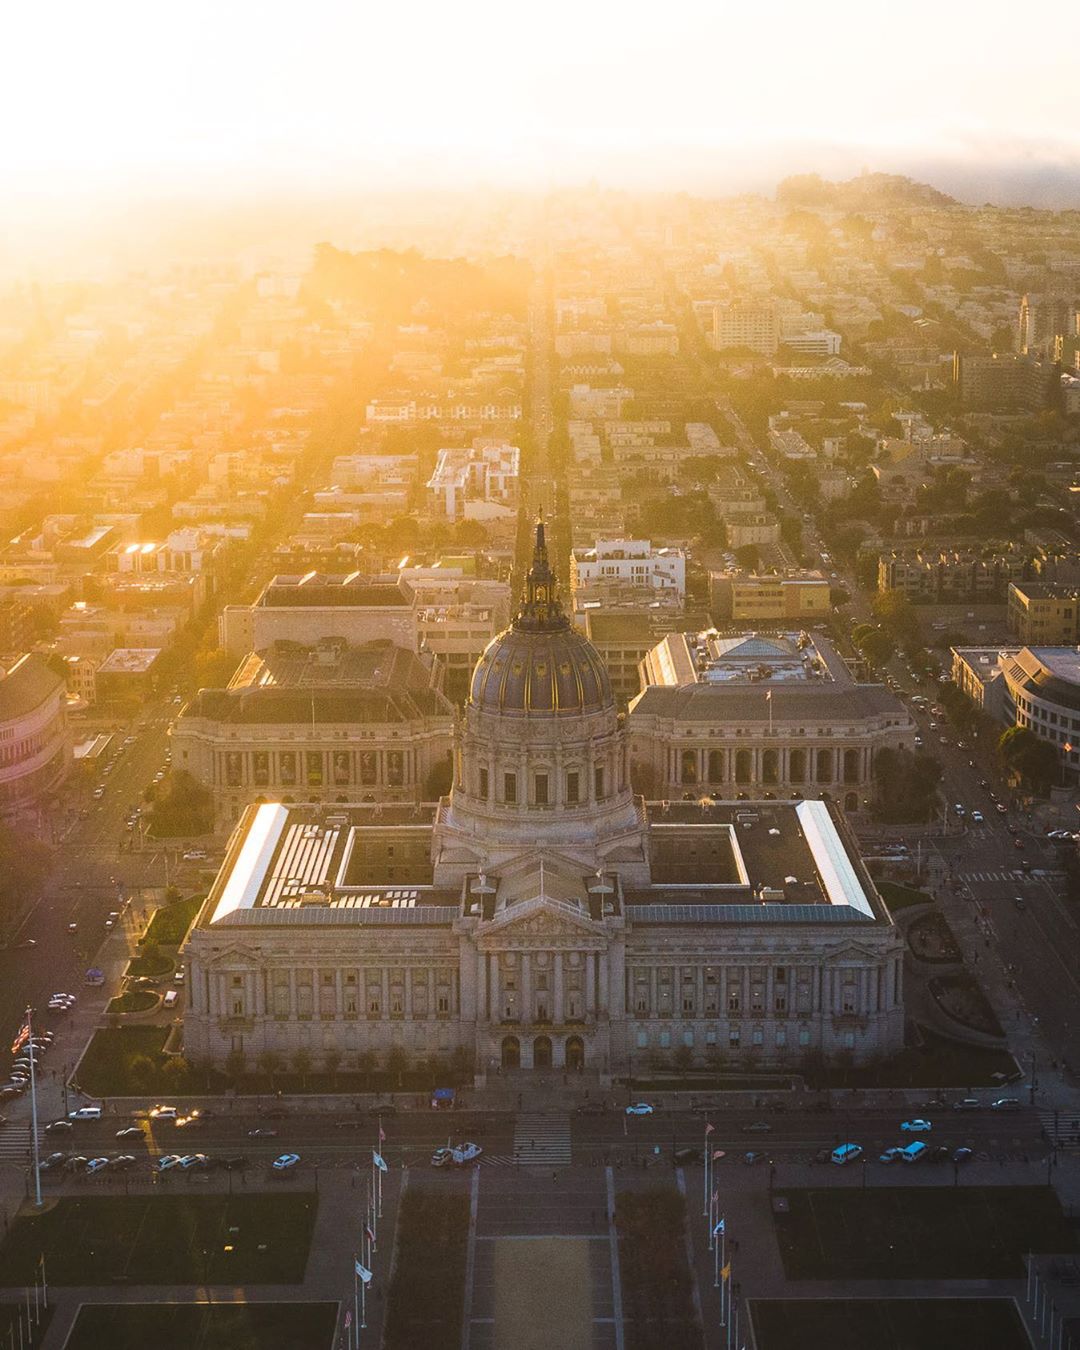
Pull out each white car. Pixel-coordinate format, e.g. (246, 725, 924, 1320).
(85, 1157, 110, 1175)
(900, 1118, 932, 1133)
(831, 1143, 863, 1165)
(183, 850, 207, 861)
(157, 1154, 182, 1171)
(149, 1106, 178, 1120)
(971, 811, 984, 824)
(272, 1153, 301, 1171)
(68, 1106, 102, 1121)
(625, 1102, 654, 1116)
(178, 1154, 208, 1170)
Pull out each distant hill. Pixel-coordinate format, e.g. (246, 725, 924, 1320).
(776, 172, 958, 210)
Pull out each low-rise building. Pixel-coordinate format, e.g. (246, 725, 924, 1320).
(1007, 581, 1080, 646)
(710, 572, 831, 624)
(426, 439, 520, 520)
(570, 539, 686, 614)
(219, 574, 418, 658)
(628, 631, 914, 811)
(1000, 647, 1080, 784)
(878, 550, 1031, 602)
(172, 638, 455, 830)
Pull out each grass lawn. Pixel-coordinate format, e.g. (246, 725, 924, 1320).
(617, 1187, 702, 1350)
(877, 881, 935, 912)
(384, 1187, 469, 1350)
(142, 894, 203, 947)
(76, 1026, 171, 1096)
(775, 1186, 1075, 1280)
(107, 990, 159, 1014)
(66, 1302, 337, 1350)
(751, 1298, 1029, 1350)
(0, 1194, 317, 1286)
(126, 949, 175, 977)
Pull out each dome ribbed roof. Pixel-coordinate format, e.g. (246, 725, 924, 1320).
(468, 517, 613, 716)
(470, 625, 612, 715)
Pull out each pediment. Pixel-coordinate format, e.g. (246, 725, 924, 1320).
(824, 942, 881, 964)
(478, 898, 606, 950)
(200, 941, 264, 966)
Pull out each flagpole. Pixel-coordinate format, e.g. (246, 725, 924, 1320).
(26, 1008, 41, 1209)
(703, 1124, 711, 1215)
(353, 1258, 359, 1345)
(713, 1217, 719, 1285)
(719, 1226, 727, 1325)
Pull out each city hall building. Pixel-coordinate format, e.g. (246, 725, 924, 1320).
(183, 526, 905, 1080)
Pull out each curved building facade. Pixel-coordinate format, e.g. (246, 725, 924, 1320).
(0, 654, 71, 819)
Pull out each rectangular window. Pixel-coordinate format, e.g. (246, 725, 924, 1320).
(683, 996, 695, 1012)
(636, 1029, 648, 1049)
(566, 771, 579, 804)
(798, 1027, 811, 1046)
(437, 994, 449, 1013)
(594, 765, 605, 799)
(659, 1030, 671, 1048)
(774, 994, 787, 1012)
(752, 1027, 763, 1045)
(504, 772, 517, 804)
(682, 1029, 694, 1048)
(535, 773, 548, 806)
(728, 992, 740, 1012)
(775, 1027, 787, 1047)
(729, 1027, 741, 1047)
(479, 767, 489, 799)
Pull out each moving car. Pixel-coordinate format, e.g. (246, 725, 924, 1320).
(625, 1102, 654, 1116)
(149, 1106, 178, 1120)
(971, 811, 984, 824)
(746, 1121, 772, 1133)
(68, 1107, 102, 1121)
(953, 1147, 974, 1164)
(431, 1142, 483, 1167)
(45, 1120, 73, 1133)
(900, 1119, 932, 1133)
(831, 1143, 863, 1166)
(247, 1127, 278, 1138)
(271, 1153, 300, 1171)
(992, 1097, 1021, 1111)
(953, 1098, 981, 1112)
(115, 1126, 144, 1139)
(39, 1153, 66, 1172)
(743, 1151, 768, 1165)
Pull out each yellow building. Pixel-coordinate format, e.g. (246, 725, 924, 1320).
(710, 572, 832, 623)
(1007, 581, 1080, 646)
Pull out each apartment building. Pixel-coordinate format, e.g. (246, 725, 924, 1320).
(1007, 581, 1080, 645)
(710, 572, 832, 623)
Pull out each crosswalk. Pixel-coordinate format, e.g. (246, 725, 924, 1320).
(1039, 1110, 1080, 1149)
(512, 1112, 572, 1166)
(0, 1124, 35, 1164)
(960, 870, 1028, 884)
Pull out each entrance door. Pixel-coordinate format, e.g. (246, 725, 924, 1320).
(533, 1035, 553, 1069)
(501, 1036, 520, 1070)
(565, 1035, 585, 1071)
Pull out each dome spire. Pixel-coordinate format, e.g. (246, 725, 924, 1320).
(514, 511, 569, 632)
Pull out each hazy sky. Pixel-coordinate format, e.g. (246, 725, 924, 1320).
(5, 0, 1080, 197)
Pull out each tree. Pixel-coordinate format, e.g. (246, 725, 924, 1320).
(734, 544, 760, 571)
(190, 647, 239, 691)
(872, 748, 942, 823)
(385, 1045, 409, 1087)
(224, 1048, 246, 1083)
(161, 1055, 190, 1088)
(291, 1049, 312, 1088)
(125, 1052, 156, 1095)
(146, 770, 213, 838)
(872, 589, 920, 644)
(449, 1045, 474, 1083)
(257, 1049, 284, 1089)
(672, 1044, 694, 1073)
(324, 1049, 342, 1084)
(356, 1048, 378, 1082)
(997, 726, 1059, 793)
(852, 625, 895, 668)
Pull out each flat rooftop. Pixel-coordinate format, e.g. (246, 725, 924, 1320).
(198, 798, 882, 930)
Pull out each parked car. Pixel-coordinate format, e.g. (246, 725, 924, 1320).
(247, 1128, 278, 1138)
(39, 1153, 66, 1172)
(110, 1155, 137, 1170)
(831, 1144, 863, 1166)
(953, 1147, 974, 1165)
(992, 1098, 1021, 1111)
(178, 1154, 209, 1170)
(68, 1107, 102, 1121)
(746, 1121, 772, 1133)
(45, 1120, 73, 1133)
(85, 1157, 110, 1175)
(625, 1102, 654, 1116)
(156, 1155, 182, 1171)
(743, 1151, 768, 1165)
(272, 1153, 300, 1171)
(116, 1126, 144, 1139)
(900, 1119, 932, 1133)
(952, 1099, 981, 1112)
(900, 1141, 929, 1163)
(878, 1147, 903, 1164)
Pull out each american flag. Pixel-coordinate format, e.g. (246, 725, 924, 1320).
(378, 1125, 386, 1144)
(344, 1310, 352, 1329)
(705, 1122, 714, 1136)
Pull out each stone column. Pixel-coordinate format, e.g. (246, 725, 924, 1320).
(288, 969, 297, 1018)
(554, 952, 564, 1024)
(586, 953, 596, 1014)
(520, 953, 531, 1022)
(381, 968, 389, 1019)
(598, 951, 609, 1014)
(428, 967, 437, 1017)
(404, 968, 413, 1018)
(608, 942, 625, 1017)
(648, 966, 657, 1017)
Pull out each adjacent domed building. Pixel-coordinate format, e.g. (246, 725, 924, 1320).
(434, 520, 649, 882)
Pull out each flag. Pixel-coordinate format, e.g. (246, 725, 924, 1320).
(712, 1150, 725, 1160)
(344, 1310, 352, 1329)
(713, 1218, 725, 1236)
(704, 1123, 714, 1136)
(765, 690, 771, 702)
(711, 1189, 718, 1206)
(365, 1223, 376, 1248)
(355, 1258, 373, 1285)
(378, 1125, 386, 1144)
(372, 1150, 388, 1173)
(721, 1262, 731, 1281)
(11, 1013, 30, 1056)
